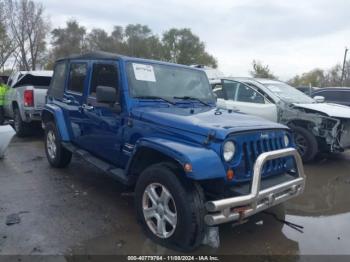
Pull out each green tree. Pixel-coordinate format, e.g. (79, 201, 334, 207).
(124, 24, 162, 59)
(50, 20, 86, 61)
(162, 28, 217, 67)
(110, 26, 126, 54)
(250, 60, 276, 79)
(49, 22, 217, 68)
(288, 69, 326, 87)
(86, 28, 114, 52)
(325, 63, 344, 87)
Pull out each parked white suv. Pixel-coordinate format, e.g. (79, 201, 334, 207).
(212, 77, 350, 162)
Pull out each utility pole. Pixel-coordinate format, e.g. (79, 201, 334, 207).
(341, 47, 348, 86)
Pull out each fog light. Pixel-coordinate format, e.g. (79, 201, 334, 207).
(226, 169, 234, 181)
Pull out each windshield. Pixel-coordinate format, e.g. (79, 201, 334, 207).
(126, 62, 215, 103)
(263, 82, 315, 104)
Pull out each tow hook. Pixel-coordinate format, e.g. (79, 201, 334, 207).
(234, 206, 249, 224)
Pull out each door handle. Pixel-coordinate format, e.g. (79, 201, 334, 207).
(62, 98, 72, 104)
(82, 104, 94, 111)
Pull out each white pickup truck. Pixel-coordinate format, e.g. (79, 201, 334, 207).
(4, 71, 53, 136)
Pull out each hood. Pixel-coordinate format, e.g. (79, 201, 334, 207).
(293, 103, 350, 119)
(131, 106, 286, 139)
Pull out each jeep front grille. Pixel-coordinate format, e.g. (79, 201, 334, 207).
(230, 131, 293, 182)
(242, 136, 285, 175)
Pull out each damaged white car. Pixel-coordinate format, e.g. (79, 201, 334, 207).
(213, 78, 350, 162)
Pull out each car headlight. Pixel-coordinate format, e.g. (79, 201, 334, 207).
(284, 135, 290, 147)
(223, 141, 235, 162)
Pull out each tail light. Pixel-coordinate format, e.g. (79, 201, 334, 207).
(24, 89, 34, 107)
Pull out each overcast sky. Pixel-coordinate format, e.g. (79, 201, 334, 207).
(44, 0, 350, 80)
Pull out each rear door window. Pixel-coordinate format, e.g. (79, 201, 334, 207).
(67, 63, 88, 94)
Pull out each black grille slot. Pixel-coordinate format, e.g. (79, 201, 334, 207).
(241, 135, 286, 178)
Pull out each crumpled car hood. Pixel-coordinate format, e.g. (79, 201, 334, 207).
(132, 106, 287, 139)
(293, 103, 350, 119)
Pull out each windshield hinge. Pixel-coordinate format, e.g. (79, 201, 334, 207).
(204, 130, 216, 145)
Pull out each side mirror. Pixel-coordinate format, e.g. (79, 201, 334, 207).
(314, 96, 325, 103)
(96, 86, 118, 104)
(213, 87, 225, 100)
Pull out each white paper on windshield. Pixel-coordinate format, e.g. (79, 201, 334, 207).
(132, 63, 156, 82)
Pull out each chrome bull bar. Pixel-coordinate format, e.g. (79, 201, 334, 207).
(204, 148, 305, 226)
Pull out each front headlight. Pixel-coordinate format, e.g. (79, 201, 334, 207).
(284, 134, 290, 147)
(223, 141, 235, 162)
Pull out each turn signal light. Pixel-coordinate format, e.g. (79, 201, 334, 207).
(226, 169, 234, 181)
(184, 163, 193, 173)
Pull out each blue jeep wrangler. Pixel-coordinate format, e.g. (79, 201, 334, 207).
(42, 52, 305, 250)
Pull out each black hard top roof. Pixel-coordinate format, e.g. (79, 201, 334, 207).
(56, 51, 127, 62)
(55, 51, 204, 71)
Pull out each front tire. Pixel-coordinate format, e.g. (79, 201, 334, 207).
(44, 122, 72, 168)
(292, 126, 318, 163)
(135, 163, 206, 251)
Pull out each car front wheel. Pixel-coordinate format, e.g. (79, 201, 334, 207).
(135, 162, 206, 251)
(292, 126, 318, 163)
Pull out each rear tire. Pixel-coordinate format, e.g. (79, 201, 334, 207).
(13, 107, 31, 137)
(44, 121, 72, 168)
(292, 126, 318, 163)
(135, 163, 206, 251)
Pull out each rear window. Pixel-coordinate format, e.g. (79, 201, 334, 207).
(14, 75, 52, 89)
(48, 62, 67, 99)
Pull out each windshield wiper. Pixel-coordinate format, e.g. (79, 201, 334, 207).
(134, 96, 175, 105)
(173, 96, 211, 106)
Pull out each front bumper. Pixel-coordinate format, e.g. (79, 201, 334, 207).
(204, 148, 305, 226)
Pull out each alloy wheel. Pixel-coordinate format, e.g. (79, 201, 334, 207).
(142, 183, 177, 239)
(46, 130, 57, 160)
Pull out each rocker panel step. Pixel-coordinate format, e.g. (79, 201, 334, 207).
(62, 142, 131, 185)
